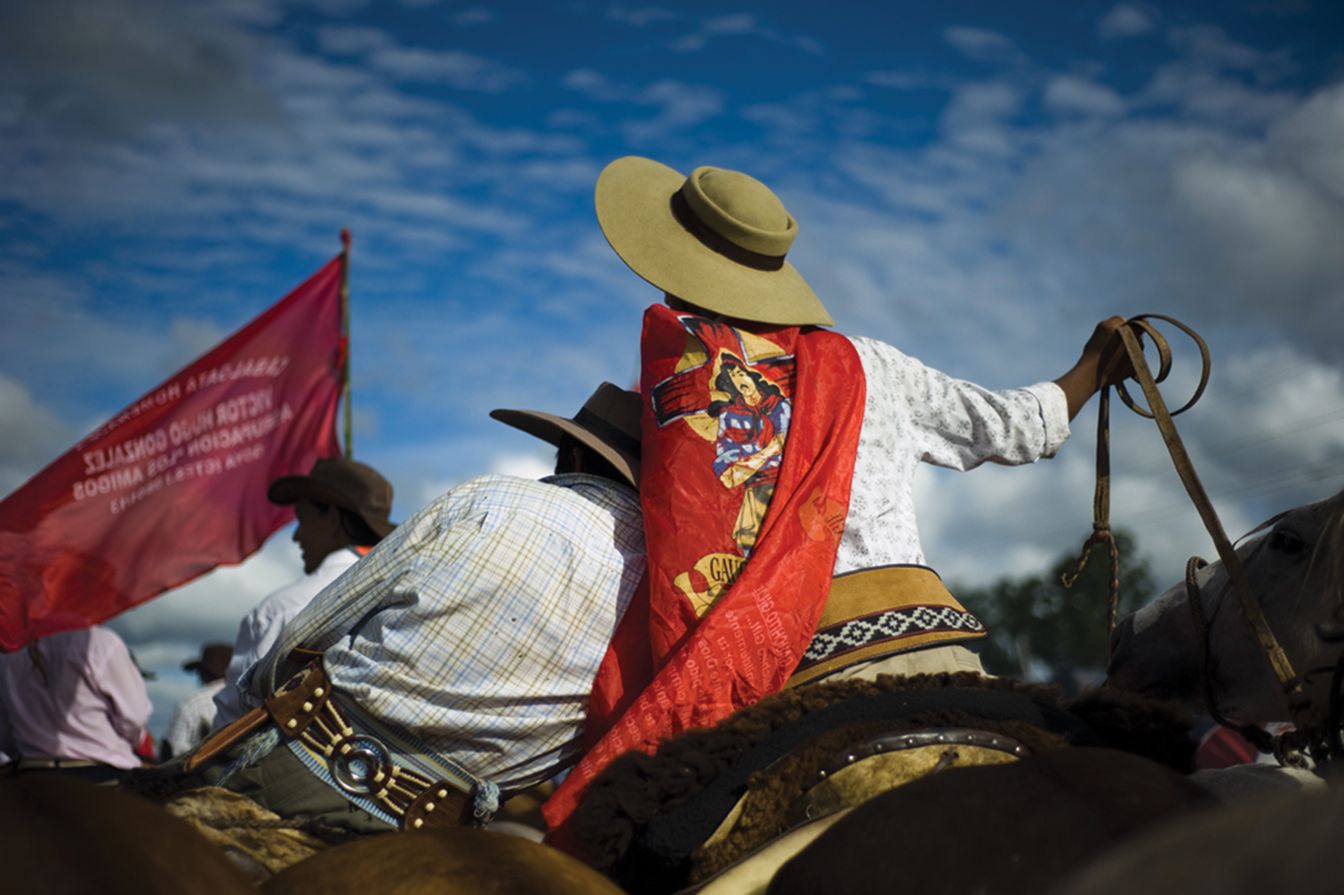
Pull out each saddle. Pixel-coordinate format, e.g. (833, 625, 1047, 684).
(575, 673, 1195, 895)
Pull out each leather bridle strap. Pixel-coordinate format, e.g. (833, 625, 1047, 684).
(1067, 314, 1305, 707)
(1184, 555, 1275, 753)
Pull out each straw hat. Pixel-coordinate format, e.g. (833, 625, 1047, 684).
(490, 383, 641, 489)
(267, 457, 395, 539)
(595, 156, 833, 327)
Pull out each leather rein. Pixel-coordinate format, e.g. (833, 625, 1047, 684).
(1064, 314, 1320, 762)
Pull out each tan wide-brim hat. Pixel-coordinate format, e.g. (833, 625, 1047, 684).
(268, 456, 396, 540)
(595, 156, 834, 327)
(490, 382, 641, 490)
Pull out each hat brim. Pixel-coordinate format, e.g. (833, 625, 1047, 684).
(182, 660, 227, 678)
(595, 156, 834, 327)
(267, 475, 396, 539)
(489, 408, 639, 491)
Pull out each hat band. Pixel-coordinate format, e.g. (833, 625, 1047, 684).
(573, 407, 641, 460)
(670, 191, 786, 273)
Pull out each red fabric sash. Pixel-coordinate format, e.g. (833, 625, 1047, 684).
(544, 305, 866, 849)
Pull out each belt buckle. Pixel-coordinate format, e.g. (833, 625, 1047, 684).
(329, 734, 392, 796)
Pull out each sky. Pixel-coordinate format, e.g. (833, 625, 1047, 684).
(2, 0, 1342, 736)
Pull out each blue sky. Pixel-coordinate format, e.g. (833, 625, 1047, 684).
(3, 0, 1343, 734)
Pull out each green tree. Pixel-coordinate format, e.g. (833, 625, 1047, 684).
(955, 528, 1156, 679)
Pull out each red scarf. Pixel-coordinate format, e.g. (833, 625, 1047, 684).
(543, 306, 866, 849)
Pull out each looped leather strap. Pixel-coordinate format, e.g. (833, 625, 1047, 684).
(1065, 314, 1306, 711)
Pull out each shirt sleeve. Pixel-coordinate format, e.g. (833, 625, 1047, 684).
(854, 336, 1070, 471)
(250, 498, 451, 696)
(163, 701, 192, 758)
(94, 631, 153, 747)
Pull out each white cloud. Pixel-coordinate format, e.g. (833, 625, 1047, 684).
(1267, 82, 1344, 201)
(1168, 24, 1292, 76)
(315, 27, 524, 91)
(0, 374, 76, 497)
(1044, 75, 1126, 117)
(940, 82, 1025, 156)
(316, 25, 392, 55)
(0, 0, 282, 140)
(865, 71, 934, 90)
(1098, 4, 1155, 40)
(490, 451, 555, 481)
(367, 46, 526, 91)
(670, 13, 823, 55)
(453, 7, 494, 25)
(943, 26, 1026, 65)
(608, 4, 677, 27)
(561, 70, 723, 144)
(292, 0, 368, 14)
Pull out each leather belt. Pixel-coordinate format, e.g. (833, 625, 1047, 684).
(16, 758, 103, 770)
(187, 660, 474, 830)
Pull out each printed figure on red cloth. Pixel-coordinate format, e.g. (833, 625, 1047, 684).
(709, 353, 791, 558)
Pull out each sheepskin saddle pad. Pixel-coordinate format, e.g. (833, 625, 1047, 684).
(574, 672, 1195, 894)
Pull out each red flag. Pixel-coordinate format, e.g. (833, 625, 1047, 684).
(0, 257, 346, 651)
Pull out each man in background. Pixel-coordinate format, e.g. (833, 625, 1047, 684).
(179, 383, 644, 837)
(160, 642, 232, 761)
(212, 457, 395, 726)
(0, 626, 152, 784)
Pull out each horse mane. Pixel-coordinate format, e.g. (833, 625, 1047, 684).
(1309, 501, 1344, 637)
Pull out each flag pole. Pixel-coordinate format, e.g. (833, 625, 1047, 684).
(339, 228, 353, 458)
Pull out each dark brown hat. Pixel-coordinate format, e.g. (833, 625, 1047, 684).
(490, 383, 641, 489)
(183, 642, 232, 681)
(267, 456, 395, 539)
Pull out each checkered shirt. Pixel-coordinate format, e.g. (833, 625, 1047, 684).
(254, 473, 645, 792)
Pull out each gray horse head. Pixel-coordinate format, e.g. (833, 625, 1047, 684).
(1107, 487, 1344, 725)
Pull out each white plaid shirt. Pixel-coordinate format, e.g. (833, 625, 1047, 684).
(254, 473, 645, 792)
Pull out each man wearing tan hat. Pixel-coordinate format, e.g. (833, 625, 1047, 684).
(174, 383, 644, 837)
(212, 457, 395, 727)
(543, 158, 1135, 839)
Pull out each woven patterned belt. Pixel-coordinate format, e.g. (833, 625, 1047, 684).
(787, 566, 987, 687)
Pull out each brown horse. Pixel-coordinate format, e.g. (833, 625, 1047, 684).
(263, 827, 625, 895)
(1053, 780, 1344, 895)
(0, 773, 254, 894)
(765, 747, 1209, 895)
(1108, 487, 1344, 728)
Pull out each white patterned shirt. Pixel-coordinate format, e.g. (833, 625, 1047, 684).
(255, 473, 645, 792)
(836, 336, 1070, 574)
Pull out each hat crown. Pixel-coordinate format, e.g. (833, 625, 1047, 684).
(489, 382, 641, 490)
(310, 457, 392, 512)
(267, 456, 396, 541)
(700, 169, 790, 232)
(682, 166, 797, 258)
